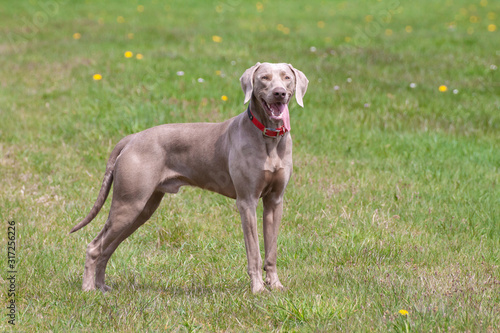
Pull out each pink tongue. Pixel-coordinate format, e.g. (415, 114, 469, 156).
(282, 104, 290, 132)
(272, 103, 290, 132)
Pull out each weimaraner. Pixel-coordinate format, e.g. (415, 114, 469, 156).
(70, 62, 308, 293)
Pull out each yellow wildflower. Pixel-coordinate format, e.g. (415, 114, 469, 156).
(221, 95, 228, 101)
(136, 54, 143, 60)
(117, 16, 125, 23)
(93, 74, 102, 81)
(439, 85, 448, 92)
(399, 309, 409, 316)
(212, 35, 222, 43)
(124, 51, 133, 58)
(488, 24, 497, 32)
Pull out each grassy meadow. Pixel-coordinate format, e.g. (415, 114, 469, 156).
(1, 0, 499, 331)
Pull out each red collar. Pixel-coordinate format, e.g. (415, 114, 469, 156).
(247, 107, 288, 138)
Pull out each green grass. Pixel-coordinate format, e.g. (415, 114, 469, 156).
(1, 0, 499, 331)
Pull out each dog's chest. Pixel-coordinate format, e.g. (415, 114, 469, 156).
(261, 139, 291, 174)
(261, 153, 289, 197)
(264, 153, 284, 173)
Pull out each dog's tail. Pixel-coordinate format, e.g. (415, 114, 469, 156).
(69, 135, 133, 234)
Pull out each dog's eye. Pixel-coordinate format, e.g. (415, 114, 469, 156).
(284, 76, 291, 80)
(261, 75, 270, 80)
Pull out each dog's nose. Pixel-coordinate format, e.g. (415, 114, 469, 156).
(272, 87, 287, 100)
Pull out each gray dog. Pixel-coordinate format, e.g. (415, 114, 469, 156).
(71, 62, 308, 293)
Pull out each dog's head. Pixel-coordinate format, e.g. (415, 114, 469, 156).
(240, 62, 308, 127)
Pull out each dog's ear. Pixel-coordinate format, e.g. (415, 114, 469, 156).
(240, 62, 261, 104)
(287, 64, 309, 107)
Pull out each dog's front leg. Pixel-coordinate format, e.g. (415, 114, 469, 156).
(263, 193, 285, 290)
(237, 197, 266, 293)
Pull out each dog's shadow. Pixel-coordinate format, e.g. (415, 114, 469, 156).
(66, 273, 249, 297)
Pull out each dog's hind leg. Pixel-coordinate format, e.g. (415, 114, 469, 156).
(81, 197, 147, 291)
(81, 179, 162, 292)
(93, 191, 165, 291)
(81, 149, 168, 291)
(82, 227, 107, 291)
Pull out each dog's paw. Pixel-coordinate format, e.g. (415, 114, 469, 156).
(97, 284, 112, 293)
(82, 281, 97, 291)
(265, 278, 285, 291)
(270, 282, 285, 291)
(250, 282, 267, 294)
